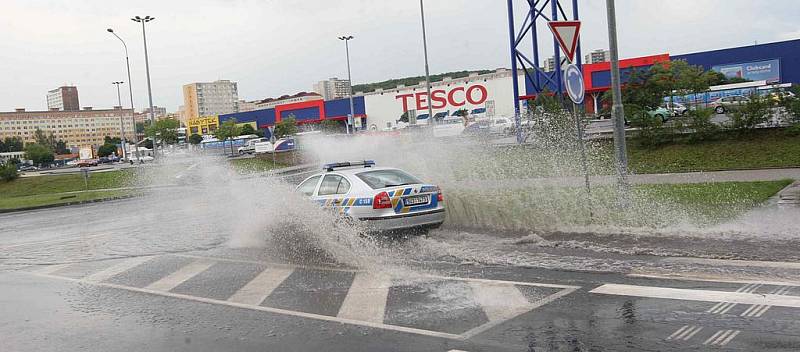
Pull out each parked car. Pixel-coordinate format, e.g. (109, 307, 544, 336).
(647, 106, 672, 122)
(97, 157, 114, 164)
(709, 95, 750, 114)
(76, 159, 98, 167)
(296, 161, 445, 233)
(238, 138, 269, 155)
(663, 102, 688, 116)
(18, 165, 39, 172)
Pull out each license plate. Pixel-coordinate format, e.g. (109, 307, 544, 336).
(404, 195, 430, 206)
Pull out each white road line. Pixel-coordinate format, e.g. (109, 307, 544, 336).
(468, 281, 532, 322)
(741, 304, 760, 317)
(144, 259, 215, 292)
(32, 263, 71, 275)
(1, 234, 108, 250)
(718, 302, 737, 314)
(711, 330, 734, 345)
(719, 330, 740, 346)
(703, 330, 725, 345)
(706, 302, 724, 313)
(661, 257, 800, 270)
(745, 284, 763, 293)
(337, 273, 392, 324)
(674, 325, 696, 340)
(736, 283, 753, 293)
(666, 325, 689, 340)
(682, 326, 703, 340)
(227, 267, 294, 306)
(628, 273, 800, 287)
(82, 256, 154, 283)
(589, 284, 800, 308)
(754, 305, 771, 317)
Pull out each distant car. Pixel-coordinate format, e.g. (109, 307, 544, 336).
(663, 102, 688, 116)
(647, 106, 672, 122)
(238, 138, 269, 155)
(97, 157, 114, 164)
(488, 117, 514, 134)
(18, 165, 39, 172)
(709, 95, 749, 114)
(76, 159, 98, 167)
(296, 161, 445, 233)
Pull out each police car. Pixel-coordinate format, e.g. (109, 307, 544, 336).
(296, 161, 445, 232)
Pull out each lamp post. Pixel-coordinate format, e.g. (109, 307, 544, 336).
(605, 0, 630, 205)
(107, 28, 140, 162)
(338, 35, 355, 135)
(131, 15, 157, 157)
(111, 81, 128, 161)
(419, 0, 434, 126)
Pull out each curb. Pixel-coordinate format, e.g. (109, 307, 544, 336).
(0, 194, 140, 214)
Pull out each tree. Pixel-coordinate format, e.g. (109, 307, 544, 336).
(135, 122, 146, 134)
(320, 119, 344, 133)
(24, 143, 54, 167)
(145, 118, 180, 146)
(104, 136, 122, 145)
(453, 108, 469, 117)
(214, 119, 241, 155)
(239, 123, 256, 136)
(274, 116, 298, 138)
(730, 95, 771, 132)
(0, 162, 18, 182)
(97, 143, 118, 157)
(142, 139, 154, 150)
(188, 133, 203, 145)
(0, 138, 5, 153)
(4, 137, 23, 152)
(54, 140, 70, 155)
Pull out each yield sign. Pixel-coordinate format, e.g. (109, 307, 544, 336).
(547, 21, 581, 63)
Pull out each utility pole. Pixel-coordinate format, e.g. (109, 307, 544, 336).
(112, 81, 128, 161)
(107, 28, 141, 162)
(132, 15, 157, 157)
(606, 0, 630, 204)
(419, 0, 434, 126)
(338, 35, 355, 134)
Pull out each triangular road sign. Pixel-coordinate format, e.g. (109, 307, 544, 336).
(548, 21, 581, 63)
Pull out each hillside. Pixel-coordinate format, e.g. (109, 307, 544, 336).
(352, 69, 495, 94)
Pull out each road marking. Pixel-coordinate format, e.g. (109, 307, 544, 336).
(82, 256, 154, 283)
(704, 329, 740, 346)
(32, 263, 71, 275)
(681, 326, 703, 340)
(337, 273, 391, 324)
(666, 325, 689, 340)
(144, 259, 215, 292)
(468, 281, 531, 322)
(708, 301, 737, 314)
(740, 285, 794, 318)
(590, 284, 800, 308)
(628, 273, 800, 287)
(227, 267, 294, 306)
(661, 257, 800, 270)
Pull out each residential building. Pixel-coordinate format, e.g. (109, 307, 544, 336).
(543, 56, 569, 72)
(142, 105, 167, 119)
(182, 80, 239, 122)
(255, 92, 322, 110)
(0, 107, 135, 149)
(313, 77, 351, 100)
(238, 100, 259, 112)
(584, 49, 611, 64)
(46, 86, 80, 111)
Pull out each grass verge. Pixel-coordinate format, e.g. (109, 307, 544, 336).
(0, 189, 139, 210)
(0, 170, 134, 198)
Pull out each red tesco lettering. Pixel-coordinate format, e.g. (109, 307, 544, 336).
(395, 84, 488, 111)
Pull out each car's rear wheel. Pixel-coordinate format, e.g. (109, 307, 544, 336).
(715, 106, 725, 114)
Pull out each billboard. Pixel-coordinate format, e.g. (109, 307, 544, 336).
(712, 59, 780, 83)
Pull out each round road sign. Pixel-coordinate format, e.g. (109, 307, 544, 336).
(564, 64, 585, 104)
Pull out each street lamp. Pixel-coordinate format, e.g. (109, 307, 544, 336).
(111, 81, 128, 160)
(605, 0, 630, 205)
(131, 15, 157, 156)
(338, 35, 355, 135)
(419, 0, 434, 126)
(107, 28, 140, 162)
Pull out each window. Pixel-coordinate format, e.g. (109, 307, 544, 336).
(297, 175, 321, 196)
(318, 174, 350, 195)
(356, 169, 421, 189)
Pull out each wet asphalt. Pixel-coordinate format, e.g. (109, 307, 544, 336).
(2, 198, 800, 351)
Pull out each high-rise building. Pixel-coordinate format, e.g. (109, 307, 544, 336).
(46, 86, 80, 111)
(543, 56, 570, 73)
(584, 49, 611, 64)
(237, 100, 259, 112)
(0, 107, 134, 149)
(313, 78, 351, 100)
(142, 106, 167, 119)
(182, 80, 239, 123)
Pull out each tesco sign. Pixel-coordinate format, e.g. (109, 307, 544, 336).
(395, 84, 488, 111)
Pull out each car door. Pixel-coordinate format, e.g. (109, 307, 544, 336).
(316, 174, 352, 211)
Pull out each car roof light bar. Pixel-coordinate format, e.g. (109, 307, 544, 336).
(323, 160, 375, 171)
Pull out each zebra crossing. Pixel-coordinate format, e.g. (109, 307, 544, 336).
(26, 254, 579, 340)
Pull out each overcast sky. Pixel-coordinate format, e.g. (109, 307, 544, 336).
(2, 0, 798, 112)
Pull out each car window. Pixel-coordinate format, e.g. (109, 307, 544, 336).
(318, 174, 349, 195)
(297, 175, 321, 196)
(356, 169, 422, 189)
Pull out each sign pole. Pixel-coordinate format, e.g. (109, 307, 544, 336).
(573, 103, 593, 222)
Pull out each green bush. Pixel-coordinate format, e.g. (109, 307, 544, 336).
(0, 163, 19, 182)
(687, 107, 721, 143)
(730, 95, 771, 132)
(24, 143, 54, 166)
(626, 104, 675, 148)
